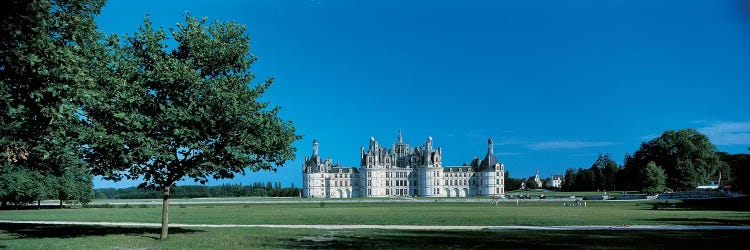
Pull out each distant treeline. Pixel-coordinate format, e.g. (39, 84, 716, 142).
(94, 182, 301, 199)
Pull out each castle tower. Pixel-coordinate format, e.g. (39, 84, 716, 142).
(488, 138, 494, 154)
(312, 139, 319, 156)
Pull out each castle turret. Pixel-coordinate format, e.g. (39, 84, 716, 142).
(312, 139, 319, 156)
(477, 137, 498, 172)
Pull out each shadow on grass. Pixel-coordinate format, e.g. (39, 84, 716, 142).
(288, 229, 749, 249)
(0, 205, 66, 210)
(644, 217, 750, 226)
(0, 223, 202, 240)
(677, 196, 750, 211)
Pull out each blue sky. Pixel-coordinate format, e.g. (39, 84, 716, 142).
(93, 0, 750, 188)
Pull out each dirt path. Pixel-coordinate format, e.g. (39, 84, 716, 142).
(1, 220, 748, 231)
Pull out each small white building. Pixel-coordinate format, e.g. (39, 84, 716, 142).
(550, 175, 564, 189)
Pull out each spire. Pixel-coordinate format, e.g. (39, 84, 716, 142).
(398, 129, 403, 144)
(312, 139, 319, 156)
(488, 137, 494, 154)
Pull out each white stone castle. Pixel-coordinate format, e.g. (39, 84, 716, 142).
(302, 131, 505, 198)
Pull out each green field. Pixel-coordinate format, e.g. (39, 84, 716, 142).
(2, 224, 748, 249)
(2, 198, 749, 249)
(4, 200, 749, 226)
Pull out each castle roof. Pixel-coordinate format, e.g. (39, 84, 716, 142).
(477, 151, 498, 172)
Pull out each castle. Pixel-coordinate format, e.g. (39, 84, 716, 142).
(302, 131, 505, 198)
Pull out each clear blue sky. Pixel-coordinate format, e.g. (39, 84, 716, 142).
(93, 0, 750, 188)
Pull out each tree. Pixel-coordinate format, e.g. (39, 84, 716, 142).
(642, 161, 666, 194)
(83, 15, 299, 240)
(525, 176, 539, 189)
(591, 153, 620, 191)
(50, 164, 94, 207)
(0, 0, 103, 207)
(718, 152, 750, 193)
(503, 171, 523, 191)
(574, 168, 594, 191)
(0, 165, 45, 207)
(562, 168, 576, 191)
(623, 129, 724, 191)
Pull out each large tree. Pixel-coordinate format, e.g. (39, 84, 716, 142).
(0, 0, 103, 206)
(623, 129, 724, 191)
(84, 16, 299, 239)
(561, 168, 576, 191)
(0, 165, 44, 207)
(718, 152, 750, 193)
(591, 153, 620, 191)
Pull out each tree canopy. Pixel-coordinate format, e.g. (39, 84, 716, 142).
(623, 129, 724, 191)
(82, 15, 299, 239)
(718, 152, 750, 193)
(0, 0, 103, 207)
(642, 161, 666, 194)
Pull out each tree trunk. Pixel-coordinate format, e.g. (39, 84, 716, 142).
(59, 199, 63, 209)
(160, 186, 170, 240)
(37, 200, 41, 209)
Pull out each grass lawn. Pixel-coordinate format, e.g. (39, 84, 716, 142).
(1, 223, 747, 249)
(2, 199, 749, 249)
(2, 200, 749, 226)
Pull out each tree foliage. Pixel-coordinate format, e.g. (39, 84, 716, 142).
(0, 165, 44, 207)
(561, 168, 577, 191)
(524, 176, 540, 189)
(592, 153, 620, 191)
(0, 0, 101, 207)
(718, 152, 750, 193)
(503, 171, 523, 191)
(82, 15, 299, 239)
(642, 161, 666, 194)
(623, 129, 724, 191)
(560, 154, 623, 192)
(0, 0, 103, 171)
(94, 182, 300, 199)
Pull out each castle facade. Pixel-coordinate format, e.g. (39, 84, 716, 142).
(302, 132, 505, 198)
